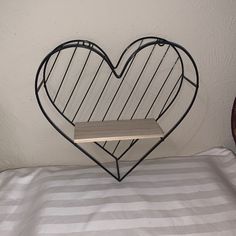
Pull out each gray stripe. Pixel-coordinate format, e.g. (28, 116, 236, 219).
(1, 165, 212, 186)
(40, 204, 236, 224)
(0, 153, 234, 181)
(0, 166, 212, 193)
(0, 187, 226, 209)
(37, 219, 236, 236)
(0, 191, 230, 216)
(0, 182, 219, 205)
(0, 156, 212, 183)
(0, 168, 215, 201)
(42, 190, 227, 207)
(138, 156, 207, 164)
(0, 177, 219, 195)
(1, 203, 234, 223)
(43, 177, 220, 191)
(0, 157, 207, 177)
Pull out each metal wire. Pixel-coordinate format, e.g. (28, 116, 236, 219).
(53, 46, 78, 103)
(35, 37, 199, 181)
(62, 50, 93, 114)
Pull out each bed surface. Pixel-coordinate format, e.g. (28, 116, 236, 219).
(0, 147, 236, 235)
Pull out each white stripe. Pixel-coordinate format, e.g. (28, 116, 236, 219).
(115, 162, 207, 172)
(1, 174, 217, 195)
(0, 182, 219, 201)
(0, 161, 209, 186)
(40, 196, 228, 216)
(0, 221, 16, 231)
(37, 211, 236, 233)
(40, 183, 218, 201)
(0, 194, 227, 215)
(164, 229, 236, 236)
(38, 176, 214, 187)
(0, 172, 214, 197)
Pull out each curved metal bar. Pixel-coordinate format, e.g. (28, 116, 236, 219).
(117, 43, 185, 156)
(35, 36, 199, 181)
(155, 43, 185, 121)
(38, 37, 171, 79)
(42, 57, 75, 126)
(119, 42, 199, 180)
(35, 57, 119, 181)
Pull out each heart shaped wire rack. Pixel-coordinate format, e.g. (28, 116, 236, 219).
(35, 36, 199, 181)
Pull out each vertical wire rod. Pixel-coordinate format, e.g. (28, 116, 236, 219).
(116, 159, 121, 181)
(38, 50, 61, 92)
(53, 46, 78, 102)
(94, 142, 118, 160)
(156, 73, 182, 120)
(116, 43, 157, 121)
(102, 40, 143, 122)
(46, 50, 61, 83)
(115, 45, 170, 152)
(113, 45, 169, 153)
(119, 138, 164, 181)
(102, 40, 143, 148)
(111, 44, 156, 155)
(118, 56, 179, 160)
(63, 49, 92, 115)
(130, 45, 170, 120)
(72, 59, 104, 122)
(144, 57, 180, 119)
(87, 71, 113, 122)
(130, 57, 179, 144)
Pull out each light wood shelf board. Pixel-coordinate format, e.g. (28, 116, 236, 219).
(74, 119, 164, 143)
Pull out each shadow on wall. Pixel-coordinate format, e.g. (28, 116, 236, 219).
(0, 104, 23, 170)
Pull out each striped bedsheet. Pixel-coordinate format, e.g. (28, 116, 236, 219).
(0, 147, 236, 236)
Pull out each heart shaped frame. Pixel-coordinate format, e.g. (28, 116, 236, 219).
(35, 36, 199, 181)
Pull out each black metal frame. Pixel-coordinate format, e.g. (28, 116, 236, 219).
(35, 36, 199, 181)
(232, 97, 236, 145)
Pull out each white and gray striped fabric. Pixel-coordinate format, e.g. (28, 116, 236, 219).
(0, 147, 236, 236)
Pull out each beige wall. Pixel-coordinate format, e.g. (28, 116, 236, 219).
(0, 0, 235, 170)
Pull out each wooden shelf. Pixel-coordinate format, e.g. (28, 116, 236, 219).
(74, 119, 164, 143)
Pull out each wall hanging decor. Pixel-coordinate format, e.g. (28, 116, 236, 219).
(35, 36, 199, 181)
